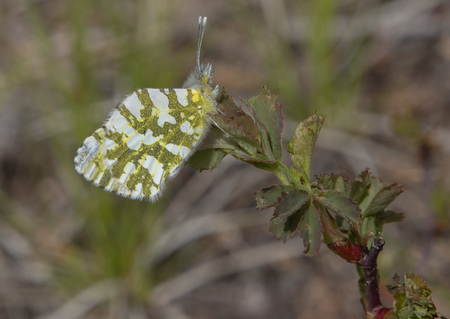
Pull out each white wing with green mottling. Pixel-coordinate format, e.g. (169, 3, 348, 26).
(74, 87, 214, 201)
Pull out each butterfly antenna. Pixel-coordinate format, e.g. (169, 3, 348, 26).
(196, 16, 207, 71)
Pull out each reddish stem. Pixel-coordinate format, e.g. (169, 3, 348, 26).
(359, 237, 385, 311)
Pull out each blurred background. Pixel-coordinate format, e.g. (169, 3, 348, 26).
(0, 0, 449, 318)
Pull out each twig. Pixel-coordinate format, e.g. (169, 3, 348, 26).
(359, 237, 385, 311)
(417, 134, 436, 276)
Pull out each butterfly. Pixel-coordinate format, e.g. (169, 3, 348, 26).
(74, 16, 220, 201)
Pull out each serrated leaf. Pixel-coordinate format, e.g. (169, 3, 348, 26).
(317, 170, 403, 220)
(358, 175, 385, 213)
(225, 149, 280, 173)
(377, 210, 404, 224)
(288, 114, 325, 184)
(225, 149, 273, 163)
(194, 125, 240, 151)
(188, 149, 226, 171)
(316, 171, 371, 205)
(360, 211, 405, 247)
(217, 89, 262, 144)
(274, 189, 310, 218)
(358, 174, 404, 216)
(254, 185, 296, 209)
(316, 170, 404, 244)
(364, 183, 404, 217)
(188, 125, 235, 171)
(316, 173, 352, 196)
(268, 199, 323, 252)
(299, 202, 322, 256)
(356, 168, 371, 183)
(244, 87, 283, 161)
(313, 189, 362, 222)
(208, 112, 263, 155)
(192, 89, 264, 159)
(350, 180, 370, 205)
(354, 169, 372, 202)
(269, 211, 303, 243)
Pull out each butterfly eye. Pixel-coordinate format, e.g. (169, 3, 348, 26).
(201, 73, 209, 84)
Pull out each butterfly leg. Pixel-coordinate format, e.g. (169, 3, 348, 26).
(206, 113, 233, 137)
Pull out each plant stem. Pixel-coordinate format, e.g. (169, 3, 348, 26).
(359, 237, 385, 311)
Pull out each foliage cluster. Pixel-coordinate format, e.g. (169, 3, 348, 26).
(188, 88, 446, 318)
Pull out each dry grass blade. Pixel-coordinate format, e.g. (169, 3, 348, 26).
(150, 238, 304, 305)
(37, 279, 121, 319)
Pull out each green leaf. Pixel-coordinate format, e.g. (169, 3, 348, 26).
(350, 180, 370, 205)
(208, 112, 263, 155)
(223, 150, 291, 185)
(189, 89, 266, 169)
(193, 125, 240, 151)
(387, 272, 446, 319)
(244, 87, 283, 161)
(357, 173, 404, 216)
(313, 189, 361, 223)
(217, 89, 262, 145)
(225, 149, 275, 167)
(360, 216, 377, 247)
(269, 211, 303, 243)
(377, 210, 404, 225)
(268, 196, 324, 253)
(187, 124, 237, 171)
(288, 113, 325, 184)
(364, 183, 404, 217)
(316, 170, 371, 205)
(274, 189, 310, 218)
(254, 185, 296, 209)
(316, 169, 370, 203)
(316, 173, 352, 196)
(188, 149, 226, 171)
(352, 169, 371, 204)
(361, 210, 405, 246)
(299, 201, 322, 256)
(315, 170, 404, 244)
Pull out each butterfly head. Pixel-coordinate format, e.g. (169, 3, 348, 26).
(199, 63, 213, 85)
(183, 17, 215, 90)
